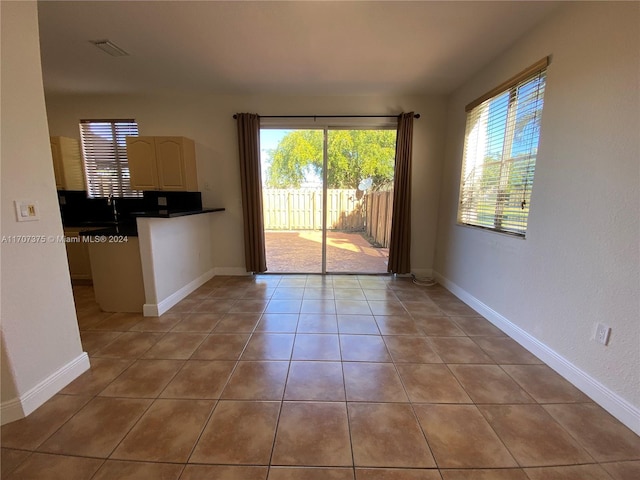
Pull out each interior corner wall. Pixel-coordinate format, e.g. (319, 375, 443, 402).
(44, 94, 447, 275)
(434, 2, 639, 429)
(1, 1, 88, 423)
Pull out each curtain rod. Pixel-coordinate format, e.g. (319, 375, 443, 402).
(232, 113, 420, 119)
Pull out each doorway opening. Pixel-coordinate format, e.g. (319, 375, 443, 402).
(260, 126, 396, 274)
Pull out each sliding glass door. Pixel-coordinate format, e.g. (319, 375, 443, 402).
(260, 125, 396, 274)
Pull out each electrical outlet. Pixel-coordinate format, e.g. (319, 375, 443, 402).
(14, 200, 40, 222)
(594, 323, 611, 346)
(158, 196, 167, 206)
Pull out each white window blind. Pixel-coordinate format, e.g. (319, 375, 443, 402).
(79, 119, 141, 197)
(458, 58, 548, 237)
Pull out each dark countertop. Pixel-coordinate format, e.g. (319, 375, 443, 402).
(130, 207, 225, 218)
(77, 208, 225, 237)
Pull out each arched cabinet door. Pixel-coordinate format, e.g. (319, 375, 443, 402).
(127, 136, 158, 190)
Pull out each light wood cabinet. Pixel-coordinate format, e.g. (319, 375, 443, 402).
(126, 136, 197, 191)
(51, 136, 86, 190)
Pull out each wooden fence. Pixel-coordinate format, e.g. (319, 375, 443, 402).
(263, 188, 393, 247)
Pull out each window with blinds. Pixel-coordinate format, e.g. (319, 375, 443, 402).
(79, 119, 141, 197)
(458, 58, 548, 237)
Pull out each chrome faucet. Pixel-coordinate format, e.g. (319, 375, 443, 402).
(107, 194, 119, 223)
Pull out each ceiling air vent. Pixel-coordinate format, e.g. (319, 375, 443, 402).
(90, 39, 129, 57)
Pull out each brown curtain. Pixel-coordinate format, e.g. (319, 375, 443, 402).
(236, 113, 267, 273)
(387, 112, 414, 274)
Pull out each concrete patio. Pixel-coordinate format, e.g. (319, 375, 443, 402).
(264, 230, 389, 273)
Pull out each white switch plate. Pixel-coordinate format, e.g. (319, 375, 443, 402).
(594, 323, 611, 346)
(14, 200, 40, 222)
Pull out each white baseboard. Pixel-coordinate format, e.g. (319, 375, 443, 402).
(213, 267, 251, 276)
(1, 353, 90, 425)
(143, 268, 215, 317)
(433, 270, 640, 436)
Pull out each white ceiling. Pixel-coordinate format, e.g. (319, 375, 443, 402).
(37, 0, 561, 96)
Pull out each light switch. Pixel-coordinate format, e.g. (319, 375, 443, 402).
(15, 200, 40, 222)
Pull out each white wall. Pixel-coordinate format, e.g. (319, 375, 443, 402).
(0, 1, 88, 424)
(137, 214, 214, 316)
(44, 93, 446, 276)
(434, 2, 639, 431)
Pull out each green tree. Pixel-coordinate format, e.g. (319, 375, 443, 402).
(265, 129, 396, 189)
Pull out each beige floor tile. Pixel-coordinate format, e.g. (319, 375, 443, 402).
(601, 460, 640, 480)
(91, 460, 183, 480)
(195, 298, 238, 313)
(284, 362, 346, 401)
(221, 361, 289, 400)
(448, 365, 534, 404)
(181, 465, 269, 480)
(59, 357, 134, 395)
(229, 298, 269, 313)
(142, 332, 207, 360)
(427, 337, 494, 364)
(401, 300, 443, 317)
(431, 299, 478, 316)
(190, 400, 279, 464)
(37, 397, 150, 457)
(368, 300, 407, 316)
(334, 288, 366, 300)
(414, 404, 517, 468)
(301, 299, 337, 314)
(168, 298, 202, 313)
(171, 312, 223, 332)
(160, 360, 235, 399)
(479, 404, 593, 467)
(348, 403, 436, 468)
(1, 448, 30, 478)
(343, 362, 408, 402)
(1, 395, 91, 450)
(212, 312, 262, 332)
(271, 287, 305, 299)
(524, 464, 615, 479)
(270, 467, 354, 479)
(241, 333, 296, 360)
(450, 316, 505, 336)
(5, 452, 103, 480)
(79, 331, 122, 355)
(303, 287, 335, 299)
(543, 403, 640, 462)
(337, 314, 380, 334)
(129, 313, 183, 332)
(374, 315, 422, 335)
(335, 300, 373, 315)
(439, 469, 528, 480)
(502, 365, 591, 403)
(412, 315, 465, 336)
(340, 335, 392, 362)
(292, 334, 341, 360)
(383, 336, 442, 363)
(112, 399, 214, 462)
(396, 364, 471, 403)
(255, 313, 299, 332)
(272, 402, 352, 466)
(265, 299, 303, 314)
(355, 469, 442, 479)
(362, 289, 398, 300)
(472, 337, 542, 364)
(297, 313, 338, 333)
(93, 331, 164, 358)
(191, 333, 250, 360)
(99, 359, 183, 397)
(88, 312, 145, 331)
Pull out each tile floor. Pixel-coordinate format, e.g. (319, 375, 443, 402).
(2, 275, 639, 479)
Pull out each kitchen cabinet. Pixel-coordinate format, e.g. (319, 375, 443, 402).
(63, 228, 93, 282)
(51, 136, 86, 190)
(127, 136, 198, 191)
